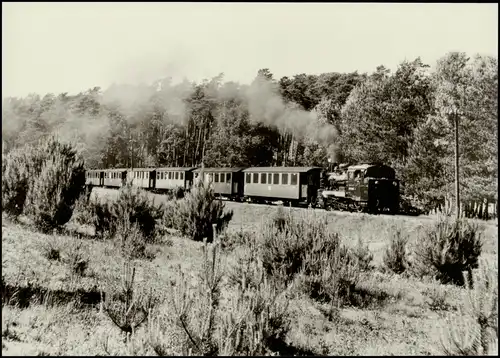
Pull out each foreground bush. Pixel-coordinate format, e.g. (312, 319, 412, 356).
(440, 259, 498, 355)
(414, 215, 483, 286)
(91, 184, 165, 242)
(260, 208, 360, 305)
(71, 184, 95, 226)
(172, 180, 233, 242)
(149, 232, 291, 356)
(2, 148, 30, 217)
(383, 227, 409, 274)
(25, 146, 86, 232)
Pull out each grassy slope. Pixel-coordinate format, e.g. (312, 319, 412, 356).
(2, 189, 498, 355)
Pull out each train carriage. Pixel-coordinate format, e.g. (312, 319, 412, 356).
(243, 167, 322, 206)
(104, 168, 128, 188)
(155, 167, 196, 192)
(193, 167, 245, 200)
(127, 168, 156, 189)
(86, 169, 104, 186)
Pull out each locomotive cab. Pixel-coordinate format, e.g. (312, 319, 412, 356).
(344, 164, 400, 213)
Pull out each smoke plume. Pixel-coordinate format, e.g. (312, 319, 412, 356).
(245, 76, 339, 162)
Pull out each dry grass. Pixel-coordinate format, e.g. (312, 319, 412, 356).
(2, 188, 498, 355)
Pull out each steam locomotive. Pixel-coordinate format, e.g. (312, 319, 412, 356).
(85, 163, 400, 214)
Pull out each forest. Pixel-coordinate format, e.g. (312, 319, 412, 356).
(2, 51, 497, 212)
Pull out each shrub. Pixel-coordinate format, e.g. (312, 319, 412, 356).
(114, 214, 147, 260)
(71, 184, 95, 226)
(383, 228, 409, 274)
(173, 180, 233, 242)
(414, 215, 483, 286)
(23, 137, 86, 233)
(219, 262, 291, 355)
(1, 148, 30, 217)
(272, 203, 290, 232)
(171, 238, 223, 355)
(38, 237, 62, 262)
(91, 184, 165, 242)
(260, 208, 360, 305)
(219, 229, 256, 252)
(62, 240, 89, 277)
(440, 259, 498, 355)
(172, 186, 185, 200)
(350, 237, 374, 272)
(103, 261, 153, 335)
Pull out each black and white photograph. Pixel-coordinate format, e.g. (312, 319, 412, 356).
(2, 2, 498, 355)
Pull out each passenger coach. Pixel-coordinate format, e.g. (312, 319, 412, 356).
(104, 168, 127, 188)
(127, 168, 156, 189)
(155, 167, 196, 192)
(86, 169, 104, 186)
(193, 167, 245, 200)
(243, 167, 322, 206)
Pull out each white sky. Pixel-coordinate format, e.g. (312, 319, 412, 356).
(2, 2, 498, 98)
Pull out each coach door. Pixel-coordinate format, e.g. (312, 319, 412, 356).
(149, 170, 156, 189)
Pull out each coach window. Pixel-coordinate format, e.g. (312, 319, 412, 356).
(253, 173, 259, 184)
(260, 173, 267, 184)
(273, 173, 280, 185)
(282, 173, 289, 185)
(175, 172, 179, 180)
(220, 173, 225, 183)
(246, 173, 251, 184)
(226, 173, 231, 182)
(167, 172, 171, 179)
(214, 173, 219, 183)
(290, 173, 298, 185)
(268, 173, 272, 184)
(146, 172, 149, 179)
(180, 172, 184, 180)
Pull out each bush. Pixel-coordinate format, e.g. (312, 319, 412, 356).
(114, 215, 147, 260)
(91, 184, 165, 242)
(26, 150, 86, 232)
(173, 180, 233, 242)
(172, 186, 185, 200)
(16, 137, 87, 233)
(383, 228, 409, 274)
(219, 229, 256, 252)
(440, 259, 498, 355)
(350, 237, 374, 272)
(71, 184, 95, 226)
(1, 148, 30, 217)
(260, 208, 360, 305)
(414, 215, 483, 286)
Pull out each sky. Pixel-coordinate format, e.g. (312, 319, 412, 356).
(2, 2, 498, 98)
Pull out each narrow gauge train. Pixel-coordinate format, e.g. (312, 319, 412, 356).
(85, 163, 400, 214)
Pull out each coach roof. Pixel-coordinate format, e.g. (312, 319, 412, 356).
(105, 168, 128, 172)
(156, 167, 197, 172)
(193, 167, 246, 173)
(128, 167, 157, 172)
(243, 167, 322, 173)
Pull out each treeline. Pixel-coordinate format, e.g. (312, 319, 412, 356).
(2, 52, 497, 211)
